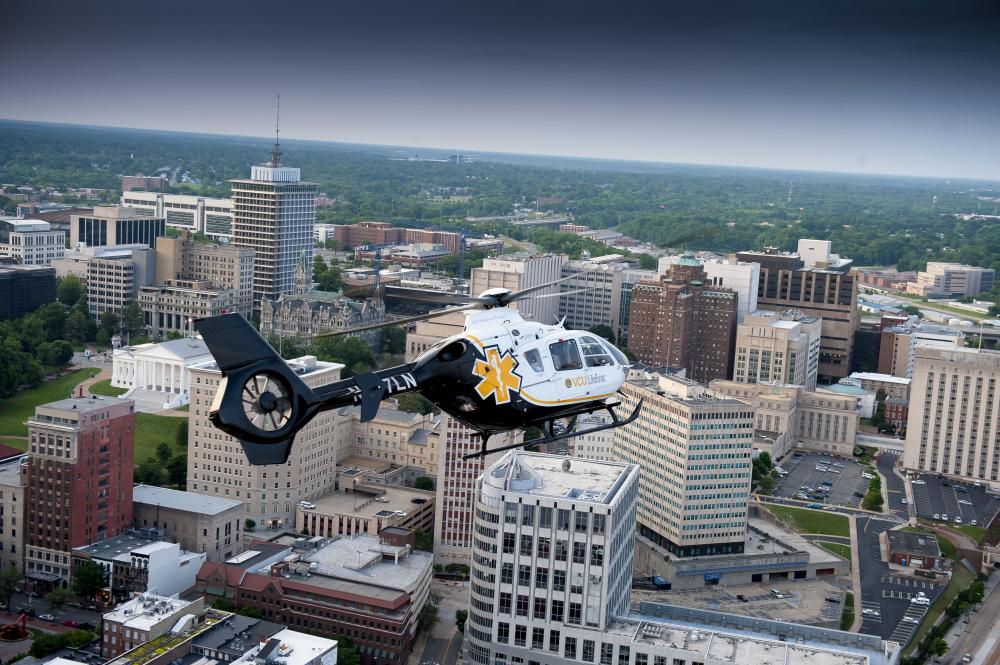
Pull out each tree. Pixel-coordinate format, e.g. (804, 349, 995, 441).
(57, 275, 84, 306)
(414, 476, 434, 491)
(156, 442, 174, 466)
(65, 309, 92, 343)
(122, 302, 145, 335)
(414, 529, 433, 552)
(902, 305, 924, 319)
(313, 255, 329, 280)
(455, 608, 468, 633)
(417, 600, 438, 633)
(332, 637, 361, 665)
(928, 637, 949, 657)
(587, 324, 616, 344)
(314, 335, 374, 377)
(0, 565, 21, 612)
(38, 341, 73, 367)
(99, 310, 119, 335)
(167, 454, 187, 488)
(380, 325, 406, 355)
(72, 561, 107, 599)
(396, 392, 436, 415)
(244, 518, 256, 531)
(176, 419, 189, 447)
(45, 587, 73, 613)
(135, 457, 167, 486)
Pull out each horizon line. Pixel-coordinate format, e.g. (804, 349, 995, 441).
(2, 117, 998, 185)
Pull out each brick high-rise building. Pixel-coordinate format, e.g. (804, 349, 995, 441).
(24, 397, 135, 589)
(736, 244, 859, 381)
(627, 254, 738, 383)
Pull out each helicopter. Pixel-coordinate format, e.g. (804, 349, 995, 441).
(194, 274, 642, 465)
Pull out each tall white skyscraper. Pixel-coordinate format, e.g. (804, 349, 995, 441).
(465, 451, 639, 665)
(230, 137, 316, 308)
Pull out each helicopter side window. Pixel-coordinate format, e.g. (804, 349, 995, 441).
(523, 349, 545, 373)
(580, 336, 613, 367)
(549, 340, 583, 371)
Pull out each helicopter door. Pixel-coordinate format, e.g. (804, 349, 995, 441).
(548, 339, 584, 372)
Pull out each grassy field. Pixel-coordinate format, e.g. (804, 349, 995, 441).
(134, 413, 187, 463)
(937, 534, 958, 560)
(0, 438, 27, 451)
(88, 379, 127, 397)
(766, 504, 851, 537)
(840, 592, 855, 631)
(956, 524, 987, 543)
(817, 541, 852, 562)
(0, 368, 100, 436)
(904, 565, 975, 656)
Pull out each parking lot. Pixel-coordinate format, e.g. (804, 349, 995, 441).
(909, 473, 1000, 527)
(773, 452, 869, 508)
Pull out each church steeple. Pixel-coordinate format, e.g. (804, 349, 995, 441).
(293, 251, 309, 295)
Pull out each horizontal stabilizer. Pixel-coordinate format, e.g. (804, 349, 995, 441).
(195, 314, 279, 371)
(240, 438, 295, 466)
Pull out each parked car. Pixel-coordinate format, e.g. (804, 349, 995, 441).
(854, 492, 865, 498)
(933, 513, 940, 520)
(911, 479, 926, 485)
(39, 613, 56, 622)
(62, 619, 80, 628)
(910, 596, 930, 606)
(942, 514, 949, 521)
(902, 617, 920, 624)
(971, 519, 978, 526)
(807, 503, 824, 509)
(955, 517, 963, 524)
(825, 597, 841, 604)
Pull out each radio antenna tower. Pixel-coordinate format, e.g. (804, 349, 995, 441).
(270, 94, 282, 167)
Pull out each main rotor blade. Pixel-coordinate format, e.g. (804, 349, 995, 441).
(312, 302, 482, 338)
(504, 265, 604, 303)
(386, 286, 494, 306)
(527, 286, 593, 300)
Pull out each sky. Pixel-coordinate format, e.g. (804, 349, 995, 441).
(2, 0, 999, 180)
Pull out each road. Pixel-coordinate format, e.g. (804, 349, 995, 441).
(877, 451, 910, 519)
(941, 578, 1000, 665)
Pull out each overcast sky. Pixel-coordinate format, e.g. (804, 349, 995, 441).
(2, 0, 998, 180)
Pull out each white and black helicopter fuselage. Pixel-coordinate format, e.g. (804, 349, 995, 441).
(195, 278, 641, 465)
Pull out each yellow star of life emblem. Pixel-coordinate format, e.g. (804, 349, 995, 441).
(473, 347, 522, 404)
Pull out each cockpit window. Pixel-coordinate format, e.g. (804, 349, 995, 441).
(581, 336, 613, 367)
(604, 341, 630, 366)
(548, 340, 583, 371)
(524, 349, 545, 373)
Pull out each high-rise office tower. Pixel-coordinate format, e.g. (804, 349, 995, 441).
(614, 370, 754, 557)
(70, 206, 166, 249)
(24, 397, 135, 588)
(470, 253, 566, 324)
(465, 450, 640, 665)
(627, 254, 738, 382)
(230, 130, 317, 308)
(904, 347, 1000, 486)
(736, 243, 858, 381)
(187, 355, 351, 529)
(557, 256, 656, 344)
(733, 309, 822, 389)
(660, 255, 760, 323)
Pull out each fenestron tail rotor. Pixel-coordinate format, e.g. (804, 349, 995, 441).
(242, 373, 293, 432)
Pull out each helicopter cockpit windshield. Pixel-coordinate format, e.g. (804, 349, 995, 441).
(580, 336, 614, 367)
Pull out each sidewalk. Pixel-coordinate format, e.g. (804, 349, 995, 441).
(848, 515, 863, 631)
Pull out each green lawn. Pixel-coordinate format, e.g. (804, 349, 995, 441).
(766, 504, 851, 538)
(937, 534, 958, 560)
(90, 379, 128, 397)
(956, 524, 987, 544)
(817, 541, 852, 562)
(135, 413, 187, 463)
(904, 565, 975, 656)
(0, 438, 27, 452)
(0, 368, 100, 436)
(840, 592, 855, 631)
(88, 379, 127, 397)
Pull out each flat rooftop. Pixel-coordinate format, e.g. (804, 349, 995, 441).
(0, 456, 24, 485)
(489, 451, 635, 504)
(37, 396, 133, 415)
(133, 484, 242, 515)
(338, 456, 399, 474)
(230, 629, 337, 665)
(848, 372, 911, 385)
(103, 594, 197, 631)
(74, 533, 161, 561)
(609, 603, 897, 665)
(301, 534, 431, 595)
(305, 484, 433, 520)
(887, 530, 941, 557)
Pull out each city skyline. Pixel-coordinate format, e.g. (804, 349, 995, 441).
(2, 0, 998, 181)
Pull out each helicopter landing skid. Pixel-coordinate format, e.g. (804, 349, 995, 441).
(462, 398, 644, 460)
